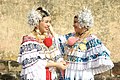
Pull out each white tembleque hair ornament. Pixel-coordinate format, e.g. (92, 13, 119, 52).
(78, 7, 94, 29)
(28, 9, 42, 27)
(27, 7, 50, 27)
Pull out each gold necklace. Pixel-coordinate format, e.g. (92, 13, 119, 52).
(32, 30, 46, 43)
(75, 30, 90, 41)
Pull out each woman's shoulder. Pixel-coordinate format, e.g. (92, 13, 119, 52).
(85, 33, 102, 46)
(86, 33, 99, 40)
(57, 32, 74, 40)
(65, 32, 75, 36)
(64, 32, 75, 39)
(21, 33, 37, 44)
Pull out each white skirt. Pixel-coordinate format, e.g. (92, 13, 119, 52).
(65, 68, 94, 80)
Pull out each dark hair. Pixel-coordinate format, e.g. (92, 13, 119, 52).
(74, 15, 78, 18)
(36, 7, 50, 18)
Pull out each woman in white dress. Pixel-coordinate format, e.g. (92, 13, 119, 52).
(17, 6, 67, 80)
(58, 8, 114, 80)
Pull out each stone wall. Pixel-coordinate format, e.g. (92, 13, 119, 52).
(0, 60, 120, 80)
(0, 0, 120, 79)
(0, 0, 120, 62)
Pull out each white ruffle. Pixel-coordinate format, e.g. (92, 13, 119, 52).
(66, 44, 114, 75)
(20, 59, 47, 80)
(58, 33, 114, 79)
(67, 57, 114, 75)
(18, 42, 46, 80)
(18, 39, 63, 80)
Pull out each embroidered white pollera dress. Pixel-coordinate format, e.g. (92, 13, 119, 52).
(17, 35, 63, 80)
(58, 33, 114, 80)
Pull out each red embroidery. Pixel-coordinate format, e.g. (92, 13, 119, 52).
(21, 35, 39, 44)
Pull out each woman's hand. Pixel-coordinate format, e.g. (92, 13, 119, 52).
(48, 24, 57, 37)
(46, 61, 68, 70)
(56, 61, 69, 70)
(60, 60, 67, 65)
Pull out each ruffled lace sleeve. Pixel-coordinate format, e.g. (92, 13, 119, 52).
(85, 34, 114, 74)
(57, 33, 73, 55)
(17, 36, 47, 67)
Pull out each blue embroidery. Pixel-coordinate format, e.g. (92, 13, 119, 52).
(20, 43, 42, 54)
(21, 74, 33, 80)
(86, 39, 102, 50)
(53, 55, 62, 61)
(66, 51, 109, 62)
(81, 57, 89, 62)
(90, 54, 98, 59)
(58, 37, 66, 54)
(22, 57, 38, 66)
(65, 33, 73, 40)
(59, 42, 65, 53)
(65, 78, 70, 80)
(58, 33, 74, 54)
(58, 33, 109, 63)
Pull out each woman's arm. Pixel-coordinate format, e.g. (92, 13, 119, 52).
(46, 61, 68, 70)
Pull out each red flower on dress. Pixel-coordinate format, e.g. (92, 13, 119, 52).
(43, 37, 52, 48)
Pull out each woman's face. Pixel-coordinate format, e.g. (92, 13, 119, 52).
(39, 16, 51, 34)
(73, 17, 87, 34)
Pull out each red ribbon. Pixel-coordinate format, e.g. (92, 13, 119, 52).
(46, 67, 52, 80)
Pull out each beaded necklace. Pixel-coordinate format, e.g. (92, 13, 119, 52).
(64, 30, 91, 62)
(32, 29, 49, 43)
(32, 29, 57, 61)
